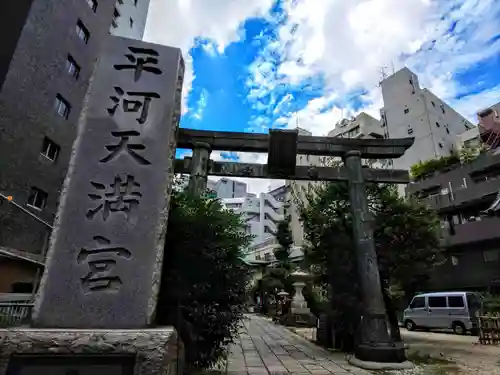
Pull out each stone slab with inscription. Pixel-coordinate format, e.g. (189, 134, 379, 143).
(0, 328, 182, 375)
(31, 36, 184, 329)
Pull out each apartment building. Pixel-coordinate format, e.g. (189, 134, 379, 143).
(207, 178, 248, 199)
(327, 112, 383, 140)
(406, 152, 500, 292)
(0, 0, 152, 258)
(222, 192, 283, 246)
(379, 67, 475, 171)
(110, 0, 150, 40)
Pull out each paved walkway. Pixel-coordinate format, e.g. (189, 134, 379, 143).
(225, 315, 371, 375)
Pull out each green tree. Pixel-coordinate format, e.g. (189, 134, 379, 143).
(297, 181, 443, 350)
(254, 217, 295, 314)
(156, 191, 252, 370)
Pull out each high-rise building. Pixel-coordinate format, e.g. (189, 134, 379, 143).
(379, 67, 475, 170)
(110, 0, 150, 40)
(0, 0, 151, 256)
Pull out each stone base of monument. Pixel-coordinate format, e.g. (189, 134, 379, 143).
(348, 342, 412, 371)
(0, 327, 183, 375)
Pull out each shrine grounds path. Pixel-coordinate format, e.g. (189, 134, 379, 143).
(222, 314, 371, 375)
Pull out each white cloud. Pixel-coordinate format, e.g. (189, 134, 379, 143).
(247, 0, 500, 136)
(144, 0, 275, 113)
(191, 89, 208, 120)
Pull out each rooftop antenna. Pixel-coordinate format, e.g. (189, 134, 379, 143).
(296, 115, 299, 129)
(377, 66, 388, 87)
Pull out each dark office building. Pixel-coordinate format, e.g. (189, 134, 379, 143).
(0, 0, 117, 255)
(407, 152, 500, 293)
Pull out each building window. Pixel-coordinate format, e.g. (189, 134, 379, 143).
(436, 121, 440, 127)
(438, 142, 443, 148)
(264, 253, 272, 261)
(86, 0, 98, 12)
(76, 20, 90, 43)
(66, 55, 80, 79)
(440, 104, 445, 114)
(117, 0, 123, 3)
(483, 250, 500, 262)
(111, 7, 120, 28)
(54, 94, 71, 119)
(256, 255, 261, 261)
(129, 17, 134, 28)
(407, 127, 413, 135)
(27, 187, 48, 210)
(134, 0, 138, 5)
(445, 125, 450, 134)
(404, 108, 410, 114)
(41, 137, 60, 161)
(451, 256, 459, 266)
(431, 101, 436, 107)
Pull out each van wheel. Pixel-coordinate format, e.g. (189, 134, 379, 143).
(405, 320, 416, 331)
(452, 322, 466, 335)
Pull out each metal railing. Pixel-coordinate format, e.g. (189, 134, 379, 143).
(0, 302, 33, 327)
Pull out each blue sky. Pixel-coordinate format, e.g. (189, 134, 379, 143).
(145, 0, 500, 192)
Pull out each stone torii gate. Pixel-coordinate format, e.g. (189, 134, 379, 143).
(175, 128, 413, 364)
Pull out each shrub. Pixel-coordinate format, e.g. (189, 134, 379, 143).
(156, 191, 252, 370)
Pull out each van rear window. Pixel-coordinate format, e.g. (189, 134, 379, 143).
(448, 296, 465, 308)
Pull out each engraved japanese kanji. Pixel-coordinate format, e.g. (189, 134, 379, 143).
(107, 87, 160, 124)
(87, 174, 142, 222)
(100, 130, 151, 165)
(114, 46, 163, 81)
(77, 236, 132, 292)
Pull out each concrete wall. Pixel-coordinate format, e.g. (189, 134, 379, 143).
(0, 0, 116, 254)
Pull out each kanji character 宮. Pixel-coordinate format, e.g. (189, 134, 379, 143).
(77, 236, 132, 292)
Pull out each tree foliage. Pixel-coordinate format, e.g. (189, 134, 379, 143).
(296, 180, 444, 348)
(156, 191, 252, 370)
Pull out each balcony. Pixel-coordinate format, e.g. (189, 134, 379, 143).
(442, 217, 500, 247)
(420, 177, 500, 212)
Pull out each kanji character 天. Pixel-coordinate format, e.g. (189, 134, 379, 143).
(100, 130, 151, 165)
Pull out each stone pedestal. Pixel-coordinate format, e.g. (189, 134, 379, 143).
(0, 328, 183, 375)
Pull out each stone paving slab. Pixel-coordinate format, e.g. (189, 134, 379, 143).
(223, 315, 371, 375)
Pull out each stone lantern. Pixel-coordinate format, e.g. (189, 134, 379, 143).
(290, 269, 310, 315)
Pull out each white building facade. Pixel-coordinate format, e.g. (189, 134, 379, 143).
(207, 178, 248, 199)
(379, 67, 475, 170)
(222, 193, 283, 246)
(110, 0, 150, 40)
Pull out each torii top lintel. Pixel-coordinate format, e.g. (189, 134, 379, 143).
(177, 128, 414, 159)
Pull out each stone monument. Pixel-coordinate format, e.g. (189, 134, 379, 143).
(0, 35, 184, 375)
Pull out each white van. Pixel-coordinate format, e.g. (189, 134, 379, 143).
(403, 291, 482, 335)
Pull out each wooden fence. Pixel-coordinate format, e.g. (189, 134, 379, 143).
(477, 315, 500, 345)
